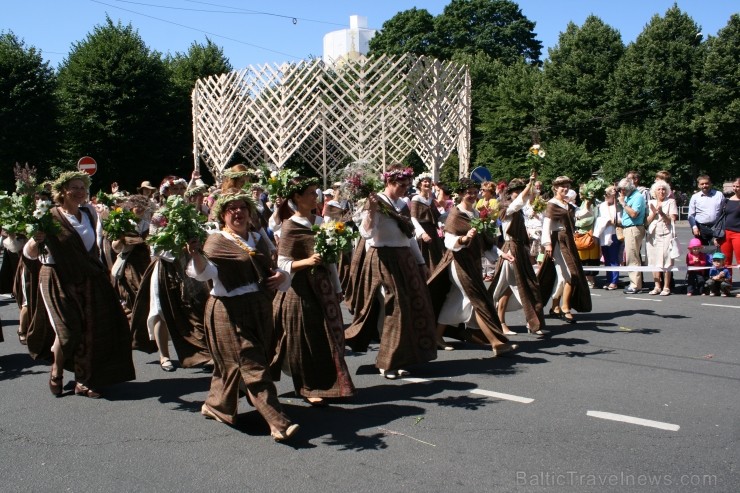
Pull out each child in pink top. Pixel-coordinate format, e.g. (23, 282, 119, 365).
(685, 238, 711, 296)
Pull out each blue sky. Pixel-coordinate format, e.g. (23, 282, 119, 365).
(2, 1, 738, 69)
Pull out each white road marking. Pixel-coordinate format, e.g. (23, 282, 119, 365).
(700, 303, 740, 309)
(590, 293, 602, 297)
(587, 411, 680, 431)
(625, 297, 662, 302)
(470, 389, 534, 404)
(401, 377, 431, 383)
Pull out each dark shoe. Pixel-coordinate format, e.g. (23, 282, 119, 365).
(548, 308, 562, 319)
(74, 383, 101, 399)
(562, 311, 576, 324)
(160, 359, 175, 372)
(17, 330, 27, 345)
(49, 374, 63, 397)
(623, 287, 638, 294)
(272, 423, 300, 442)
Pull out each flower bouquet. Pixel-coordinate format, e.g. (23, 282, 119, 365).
(530, 194, 547, 214)
(102, 207, 139, 240)
(0, 192, 33, 235)
(338, 160, 383, 203)
(25, 199, 61, 254)
(528, 144, 546, 171)
(260, 168, 298, 200)
(146, 196, 207, 256)
(312, 220, 359, 264)
(471, 201, 498, 238)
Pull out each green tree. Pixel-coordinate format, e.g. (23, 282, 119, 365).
(609, 6, 704, 188)
(434, 0, 542, 64)
(368, 8, 439, 57)
(166, 38, 232, 179)
(600, 125, 672, 184)
(0, 31, 59, 190)
(539, 16, 624, 152)
(474, 59, 541, 180)
(695, 14, 740, 181)
(56, 17, 174, 192)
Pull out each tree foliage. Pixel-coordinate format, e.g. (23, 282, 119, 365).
(434, 0, 542, 64)
(609, 6, 703, 187)
(694, 14, 740, 181)
(539, 16, 624, 152)
(0, 31, 59, 190)
(56, 17, 174, 191)
(368, 8, 439, 57)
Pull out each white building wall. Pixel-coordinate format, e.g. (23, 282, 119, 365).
(323, 15, 376, 64)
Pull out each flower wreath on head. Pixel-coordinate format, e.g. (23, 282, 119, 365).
(51, 171, 91, 194)
(159, 178, 187, 196)
(184, 184, 209, 198)
(413, 172, 433, 188)
(211, 191, 257, 221)
(283, 177, 320, 199)
(381, 167, 414, 183)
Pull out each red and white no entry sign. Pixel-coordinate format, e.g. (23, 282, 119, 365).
(77, 156, 97, 176)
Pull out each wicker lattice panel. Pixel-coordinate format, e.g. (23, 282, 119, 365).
(193, 54, 470, 182)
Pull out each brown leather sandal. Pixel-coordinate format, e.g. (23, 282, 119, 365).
(74, 383, 101, 399)
(49, 374, 63, 396)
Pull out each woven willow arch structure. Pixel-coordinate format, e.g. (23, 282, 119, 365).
(192, 54, 471, 185)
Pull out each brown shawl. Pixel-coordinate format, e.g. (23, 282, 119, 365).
(202, 231, 274, 294)
(373, 194, 415, 238)
(427, 206, 509, 342)
(536, 201, 592, 312)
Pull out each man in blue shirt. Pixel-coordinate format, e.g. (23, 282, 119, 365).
(617, 177, 647, 294)
(688, 175, 725, 246)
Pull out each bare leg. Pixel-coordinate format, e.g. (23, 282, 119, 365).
(561, 282, 575, 322)
(435, 324, 453, 350)
(51, 336, 64, 377)
(550, 296, 561, 315)
(497, 288, 515, 334)
(152, 315, 172, 364)
(18, 306, 29, 342)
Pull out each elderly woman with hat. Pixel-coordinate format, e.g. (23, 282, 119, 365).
(23, 171, 135, 398)
(186, 189, 299, 440)
(538, 176, 592, 323)
(489, 173, 546, 336)
(427, 178, 518, 355)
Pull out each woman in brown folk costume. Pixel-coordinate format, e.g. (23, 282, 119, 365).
(4, 232, 28, 343)
(345, 165, 437, 380)
(186, 190, 299, 441)
(427, 179, 518, 356)
(410, 172, 445, 277)
(130, 176, 210, 372)
(322, 186, 354, 292)
(489, 173, 546, 336)
(111, 195, 152, 320)
(272, 177, 355, 406)
(538, 176, 592, 324)
(23, 172, 135, 398)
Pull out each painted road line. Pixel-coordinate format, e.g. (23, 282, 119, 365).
(625, 297, 662, 302)
(590, 293, 602, 297)
(701, 303, 740, 309)
(587, 411, 680, 431)
(401, 377, 431, 383)
(470, 389, 534, 404)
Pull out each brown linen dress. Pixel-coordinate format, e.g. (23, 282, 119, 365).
(272, 217, 355, 398)
(410, 196, 445, 275)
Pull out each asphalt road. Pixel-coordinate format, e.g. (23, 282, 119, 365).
(0, 222, 738, 492)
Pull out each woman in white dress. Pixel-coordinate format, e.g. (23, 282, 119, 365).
(645, 180, 678, 296)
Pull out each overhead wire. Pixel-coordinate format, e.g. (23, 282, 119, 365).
(89, 0, 303, 60)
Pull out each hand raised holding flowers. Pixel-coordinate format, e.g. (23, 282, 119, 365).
(102, 207, 139, 240)
(26, 199, 60, 255)
(312, 220, 358, 265)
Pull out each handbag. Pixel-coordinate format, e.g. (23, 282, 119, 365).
(574, 231, 595, 250)
(711, 206, 727, 240)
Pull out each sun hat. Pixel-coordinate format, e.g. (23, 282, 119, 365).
(137, 180, 156, 192)
(688, 238, 702, 248)
(712, 252, 725, 260)
(323, 188, 335, 196)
